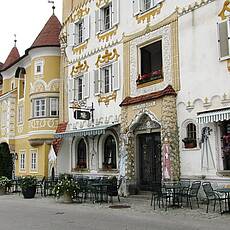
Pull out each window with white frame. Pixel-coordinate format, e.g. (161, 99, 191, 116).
(32, 97, 59, 118)
(217, 18, 230, 60)
(95, 0, 119, 34)
(94, 61, 120, 95)
(30, 150, 37, 171)
(34, 60, 44, 75)
(69, 73, 89, 103)
(68, 16, 90, 47)
(18, 106, 23, 124)
(50, 98, 59, 116)
(133, 0, 163, 15)
(19, 151, 26, 171)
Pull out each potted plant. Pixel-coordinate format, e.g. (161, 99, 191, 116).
(20, 175, 37, 199)
(182, 138, 197, 148)
(53, 174, 79, 203)
(0, 176, 11, 195)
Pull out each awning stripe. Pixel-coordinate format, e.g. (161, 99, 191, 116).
(54, 124, 118, 138)
(197, 108, 230, 124)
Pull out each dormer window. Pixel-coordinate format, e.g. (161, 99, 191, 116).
(34, 60, 44, 75)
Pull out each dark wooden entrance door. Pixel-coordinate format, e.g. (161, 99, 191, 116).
(139, 133, 161, 191)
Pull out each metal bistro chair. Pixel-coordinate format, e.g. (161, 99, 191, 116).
(151, 182, 171, 211)
(202, 182, 226, 213)
(107, 177, 123, 203)
(182, 181, 201, 209)
(178, 180, 190, 205)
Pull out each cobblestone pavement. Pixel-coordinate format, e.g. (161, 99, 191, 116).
(0, 194, 229, 230)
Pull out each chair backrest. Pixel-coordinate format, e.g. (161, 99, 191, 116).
(189, 181, 201, 195)
(179, 180, 190, 189)
(202, 182, 215, 197)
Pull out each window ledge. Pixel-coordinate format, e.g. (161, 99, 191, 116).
(72, 41, 88, 55)
(28, 116, 59, 121)
(217, 170, 230, 177)
(182, 147, 200, 151)
(97, 26, 118, 42)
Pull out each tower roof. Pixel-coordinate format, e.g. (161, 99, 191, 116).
(2, 47, 20, 70)
(30, 15, 61, 49)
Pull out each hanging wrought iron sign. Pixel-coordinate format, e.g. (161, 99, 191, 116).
(74, 110, 91, 120)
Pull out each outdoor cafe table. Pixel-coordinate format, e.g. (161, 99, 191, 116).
(164, 183, 182, 207)
(216, 187, 230, 214)
(91, 182, 110, 203)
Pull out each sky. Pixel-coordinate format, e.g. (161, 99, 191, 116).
(0, 0, 62, 63)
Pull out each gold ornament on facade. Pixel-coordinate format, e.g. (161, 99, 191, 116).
(72, 41, 88, 55)
(95, 48, 120, 68)
(72, 7, 90, 22)
(98, 91, 117, 105)
(69, 100, 81, 109)
(96, 0, 110, 8)
(71, 60, 89, 76)
(136, 2, 164, 24)
(218, 0, 230, 20)
(97, 26, 118, 42)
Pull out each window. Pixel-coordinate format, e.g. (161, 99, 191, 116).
(34, 60, 44, 75)
(75, 21, 83, 45)
(76, 139, 87, 169)
(133, 0, 162, 15)
(94, 61, 119, 95)
(33, 98, 46, 117)
(74, 76, 83, 101)
(95, 0, 119, 34)
(32, 97, 59, 118)
(18, 106, 23, 124)
(31, 151, 37, 171)
(50, 98, 59, 116)
(11, 80, 15, 90)
(183, 123, 197, 149)
(217, 18, 230, 60)
(102, 65, 113, 93)
(103, 135, 117, 169)
(19, 152, 25, 171)
(137, 40, 163, 85)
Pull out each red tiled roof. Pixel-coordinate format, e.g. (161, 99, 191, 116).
(31, 15, 61, 49)
(120, 85, 176, 107)
(52, 122, 68, 155)
(2, 47, 20, 70)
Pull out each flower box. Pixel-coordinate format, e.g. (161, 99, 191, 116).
(136, 69, 163, 85)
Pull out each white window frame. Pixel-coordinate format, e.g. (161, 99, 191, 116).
(34, 60, 44, 75)
(18, 106, 23, 124)
(102, 3, 112, 31)
(19, 151, 26, 172)
(50, 98, 59, 116)
(30, 149, 38, 172)
(33, 98, 46, 118)
(74, 75, 84, 101)
(75, 20, 84, 46)
(101, 64, 113, 94)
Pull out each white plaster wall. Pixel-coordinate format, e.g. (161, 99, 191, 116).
(177, 0, 230, 179)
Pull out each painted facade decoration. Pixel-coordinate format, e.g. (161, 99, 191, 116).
(0, 13, 61, 178)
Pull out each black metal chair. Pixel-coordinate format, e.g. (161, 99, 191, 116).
(107, 177, 123, 203)
(181, 181, 201, 209)
(36, 176, 45, 196)
(178, 180, 190, 204)
(151, 182, 171, 211)
(202, 182, 226, 213)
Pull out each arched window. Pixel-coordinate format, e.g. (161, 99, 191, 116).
(183, 123, 197, 148)
(103, 135, 116, 169)
(77, 139, 87, 168)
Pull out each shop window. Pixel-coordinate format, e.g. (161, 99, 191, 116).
(103, 135, 116, 170)
(77, 139, 87, 169)
(222, 121, 230, 170)
(137, 40, 163, 85)
(182, 123, 197, 149)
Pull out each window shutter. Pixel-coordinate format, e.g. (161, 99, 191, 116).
(83, 15, 90, 41)
(112, 61, 120, 91)
(112, 0, 119, 26)
(217, 19, 230, 60)
(83, 72, 90, 99)
(94, 69, 101, 95)
(133, 0, 140, 16)
(67, 23, 75, 46)
(95, 9, 101, 34)
(155, 0, 163, 5)
(68, 78, 74, 103)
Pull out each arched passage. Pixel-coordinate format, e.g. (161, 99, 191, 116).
(0, 142, 13, 179)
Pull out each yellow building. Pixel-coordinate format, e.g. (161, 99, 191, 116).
(0, 13, 61, 178)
